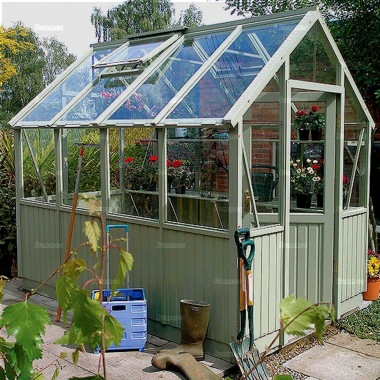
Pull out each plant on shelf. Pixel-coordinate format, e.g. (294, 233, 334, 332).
(290, 159, 321, 208)
(363, 249, 380, 301)
(125, 155, 158, 190)
(167, 159, 194, 193)
(294, 105, 325, 140)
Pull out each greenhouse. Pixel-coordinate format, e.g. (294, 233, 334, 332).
(10, 7, 375, 360)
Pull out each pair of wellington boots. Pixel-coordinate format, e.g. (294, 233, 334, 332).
(162, 299, 210, 361)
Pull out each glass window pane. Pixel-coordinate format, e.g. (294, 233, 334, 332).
(290, 23, 338, 85)
(167, 20, 298, 120)
(343, 125, 367, 209)
(107, 31, 231, 121)
(60, 74, 137, 122)
(21, 48, 114, 123)
(61, 128, 101, 208)
(109, 128, 159, 220)
(97, 39, 166, 66)
(22, 129, 56, 203)
(167, 128, 229, 229)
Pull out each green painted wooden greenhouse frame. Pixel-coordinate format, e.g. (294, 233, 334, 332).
(9, 7, 375, 361)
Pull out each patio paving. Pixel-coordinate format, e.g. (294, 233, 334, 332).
(0, 278, 233, 379)
(2, 278, 380, 379)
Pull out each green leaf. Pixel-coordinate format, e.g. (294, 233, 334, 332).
(274, 375, 294, 380)
(59, 351, 69, 359)
(72, 349, 79, 365)
(280, 295, 334, 342)
(103, 314, 124, 349)
(56, 276, 80, 315)
(56, 290, 106, 348)
(0, 276, 8, 302)
(112, 250, 133, 293)
(0, 302, 50, 361)
(83, 220, 100, 252)
(51, 367, 60, 380)
(62, 258, 87, 279)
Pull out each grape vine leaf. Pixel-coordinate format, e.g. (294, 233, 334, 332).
(83, 220, 100, 253)
(0, 276, 7, 302)
(280, 295, 334, 342)
(0, 301, 50, 360)
(112, 249, 133, 293)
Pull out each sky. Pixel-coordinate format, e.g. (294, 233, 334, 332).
(0, 0, 244, 58)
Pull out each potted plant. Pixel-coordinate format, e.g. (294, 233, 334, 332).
(168, 159, 194, 194)
(294, 109, 311, 140)
(290, 159, 321, 208)
(362, 249, 380, 301)
(125, 155, 158, 191)
(293, 105, 325, 141)
(308, 105, 325, 140)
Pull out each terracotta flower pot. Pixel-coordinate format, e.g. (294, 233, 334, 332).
(362, 277, 380, 301)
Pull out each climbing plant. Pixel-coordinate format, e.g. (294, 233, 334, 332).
(0, 196, 133, 379)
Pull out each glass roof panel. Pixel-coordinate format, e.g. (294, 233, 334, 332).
(107, 31, 230, 121)
(166, 20, 298, 120)
(59, 74, 138, 122)
(95, 39, 166, 67)
(20, 48, 114, 124)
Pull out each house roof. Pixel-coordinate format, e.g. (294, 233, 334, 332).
(9, 7, 374, 129)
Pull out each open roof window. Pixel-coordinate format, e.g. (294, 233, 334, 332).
(93, 33, 181, 69)
(102, 30, 231, 124)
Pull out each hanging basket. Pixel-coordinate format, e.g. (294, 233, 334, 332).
(363, 277, 380, 301)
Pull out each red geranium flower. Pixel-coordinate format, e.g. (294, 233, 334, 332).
(149, 155, 158, 163)
(296, 110, 306, 116)
(312, 164, 320, 171)
(172, 159, 182, 168)
(167, 159, 172, 167)
(343, 175, 350, 184)
(311, 105, 319, 113)
(125, 157, 133, 164)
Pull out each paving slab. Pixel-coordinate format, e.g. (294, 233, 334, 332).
(284, 342, 380, 380)
(326, 332, 380, 359)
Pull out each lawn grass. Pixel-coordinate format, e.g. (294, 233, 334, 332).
(338, 300, 380, 342)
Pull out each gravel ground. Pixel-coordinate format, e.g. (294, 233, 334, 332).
(224, 325, 341, 379)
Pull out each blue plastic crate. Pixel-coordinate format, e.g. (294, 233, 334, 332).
(92, 288, 147, 352)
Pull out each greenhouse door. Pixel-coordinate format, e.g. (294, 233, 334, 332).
(285, 86, 339, 310)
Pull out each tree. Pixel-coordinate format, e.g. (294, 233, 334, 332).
(0, 25, 34, 88)
(175, 3, 203, 28)
(323, 0, 380, 117)
(91, 0, 203, 43)
(41, 37, 76, 87)
(0, 24, 76, 128)
(223, 0, 318, 17)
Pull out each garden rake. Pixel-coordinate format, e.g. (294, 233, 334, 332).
(230, 228, 271, 380)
